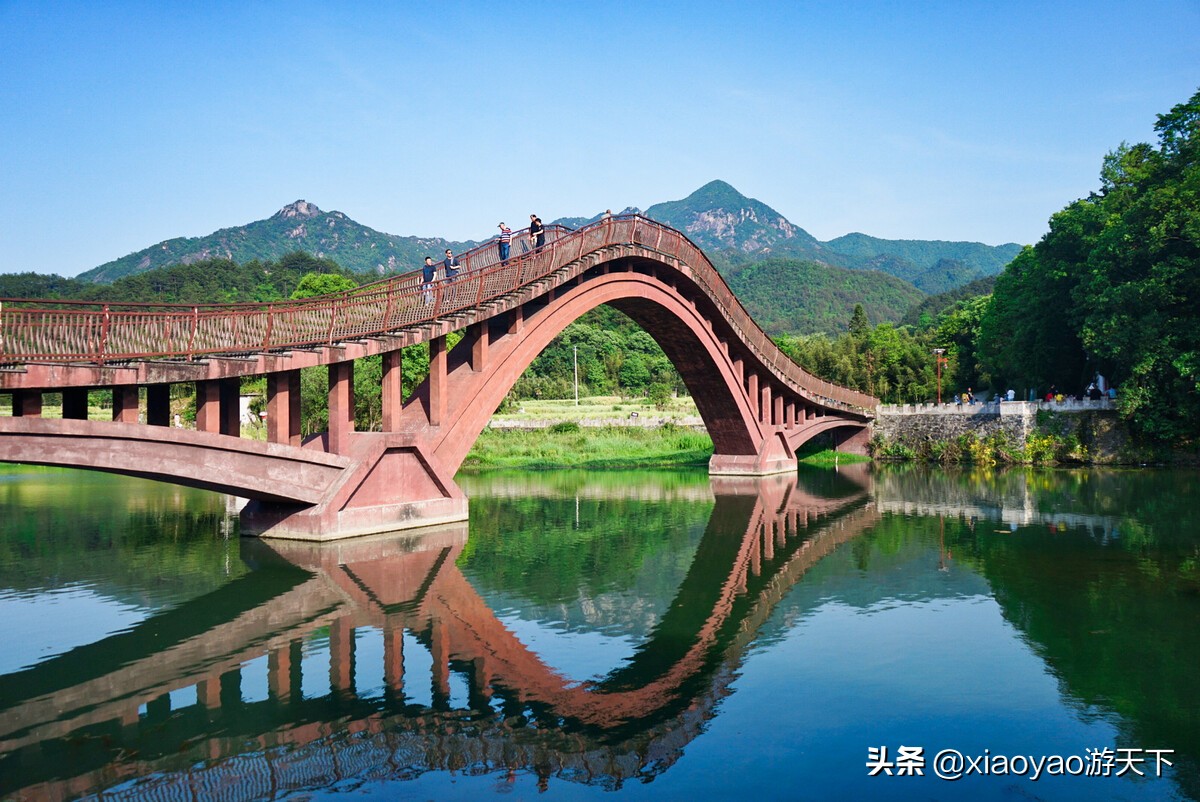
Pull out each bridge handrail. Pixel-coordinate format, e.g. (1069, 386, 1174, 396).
(0, 217, 877, 411)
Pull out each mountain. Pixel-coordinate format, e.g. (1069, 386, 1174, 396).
(645, 180, 826, 256)
(727, 258, 925, 336)
(78, 201, 475, 284)
(641, 180, 1020, 293)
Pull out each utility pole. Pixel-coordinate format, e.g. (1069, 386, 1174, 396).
(574, 345, 579, 406)
(932, 348, 947, 404)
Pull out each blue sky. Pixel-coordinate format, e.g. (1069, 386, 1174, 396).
(1, 1, 1197, 277)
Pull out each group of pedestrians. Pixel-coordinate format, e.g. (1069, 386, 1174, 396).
(495, 214, 545, 265)
(417, 214, 548, 304)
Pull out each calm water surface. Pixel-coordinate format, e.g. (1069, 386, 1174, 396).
(0, 463, 1198, 801)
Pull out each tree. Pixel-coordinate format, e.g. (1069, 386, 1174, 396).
(979, 87, 1200, 441)
(290, 272, 358, 300)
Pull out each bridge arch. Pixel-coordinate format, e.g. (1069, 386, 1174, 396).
(420, 261, 768, 474)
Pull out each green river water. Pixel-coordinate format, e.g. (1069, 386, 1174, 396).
(0, 463, 1197, 801)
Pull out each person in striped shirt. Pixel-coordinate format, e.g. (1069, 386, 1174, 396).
(497, 222, 512, 264)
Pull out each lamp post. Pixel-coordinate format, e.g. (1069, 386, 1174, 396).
(932, 348, 947, 404)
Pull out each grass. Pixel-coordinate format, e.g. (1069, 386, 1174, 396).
(462, 424, 714, 470)
(492, 395, 701, 422)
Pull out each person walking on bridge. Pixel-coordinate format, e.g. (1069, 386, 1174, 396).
(529, 214, 545, 251)
(443, 248, 461, 282)
(497, 222, 512, 264)
(421, 256, 436, 304)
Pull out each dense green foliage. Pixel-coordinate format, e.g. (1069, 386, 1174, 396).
(725, 258, 925, 335)
(979, 88, 1200, 442)
(901, 275, 997, 327)
(823, 234, 1020, 293)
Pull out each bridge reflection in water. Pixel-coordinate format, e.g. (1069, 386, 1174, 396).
(0, 466, 877, 801)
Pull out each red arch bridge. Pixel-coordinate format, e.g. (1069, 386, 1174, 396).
(0, 216, 877, 540)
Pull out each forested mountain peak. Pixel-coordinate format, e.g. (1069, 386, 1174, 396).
(645, 180, 822, 254)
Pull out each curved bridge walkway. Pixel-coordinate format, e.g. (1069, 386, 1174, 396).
(0, 217, 876, 539)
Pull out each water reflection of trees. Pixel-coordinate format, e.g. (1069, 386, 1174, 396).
(910, 466, 1200, 799)
(0, 469, 877, 799)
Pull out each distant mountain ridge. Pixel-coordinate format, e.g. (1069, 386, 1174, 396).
(75, 180, 1021, 296)
(78, 201, 477, 284)
(642, 181, 1021, 294)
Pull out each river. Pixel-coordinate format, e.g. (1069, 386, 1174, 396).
(0, 463, 1197, 801)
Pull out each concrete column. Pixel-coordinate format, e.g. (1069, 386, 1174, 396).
(747, 373, 759, 419)
(750, 523, 762, 576)
(509, 305, 524, 335)
(428, 335, 447, 427)
(112, 386, 138, 423)
(430, 618, 450, 705)
(219, 668, 242, 710)
(732, 356, 744, 383)
(784, 400, 795, 430)
(196, 678, 221, 717)
(218, 378, 240, 436)
(470, 322, 489, 372)
(268, 645, 293, 703)
(62, 389, 88, 420)
(146, 384, 170, 427)
(761, 383, 772, 425)
(774, 394, 785, 428)
(267, 370, 302, 446)
(195, 380, 220, 433)
(327, 361, 354, 453)
(381, 350, 403, 431)
(383, 622, 404, 695)
(11, 389, 42, 418)
(329, 617, 355, 697)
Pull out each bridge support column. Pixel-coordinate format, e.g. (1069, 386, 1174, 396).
(761, 383, 772, 425)
(268, 644, 295, 703)
(329, 617, 355, 697)
(196, 379, 240, 436)
(267, 370, 301, 446)
(328, 362, 354, 452)
(469, 322, 489, 372)
(112, 386, 138, 423)
(62, 389, 88, 420)
(11, 389, 41, 418)
(381, 351, 403, 431)
(384, 623, 404, 695)
(146, 385, 170, 427)
(427, 336, 446, 426)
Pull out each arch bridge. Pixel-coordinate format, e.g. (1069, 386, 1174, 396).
(0, 216, 876, 539)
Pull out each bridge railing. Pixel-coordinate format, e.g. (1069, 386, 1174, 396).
(0, 217, 876, 411)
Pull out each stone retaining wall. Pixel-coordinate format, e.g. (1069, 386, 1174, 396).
(872, 401, 1129, 462)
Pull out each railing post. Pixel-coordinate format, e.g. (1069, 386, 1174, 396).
(326, 297, 340, 345)
(264, 304, 275, 348)
(98, 305, 110, 365)
(187, 306, 199, 360)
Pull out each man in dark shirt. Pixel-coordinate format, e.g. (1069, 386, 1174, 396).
(443, 249, 460, 281)
(421, 256, 436, 303)
(529, 214, 545, 251)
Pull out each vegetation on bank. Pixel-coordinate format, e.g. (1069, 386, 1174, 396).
(461, 422, 713, 470)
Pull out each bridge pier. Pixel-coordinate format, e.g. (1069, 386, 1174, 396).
(240, 433, 468, 541)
